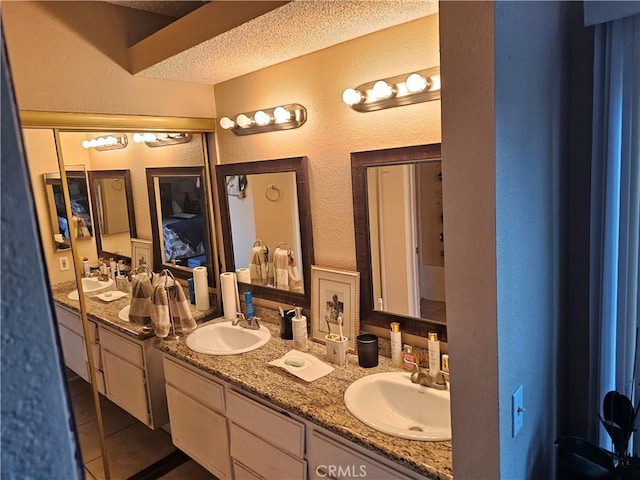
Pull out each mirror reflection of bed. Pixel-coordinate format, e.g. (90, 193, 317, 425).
(158, 176, 207, 269)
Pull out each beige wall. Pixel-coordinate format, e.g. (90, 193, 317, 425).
(2, 1, 215, 117)
(214, 15, 441, 271)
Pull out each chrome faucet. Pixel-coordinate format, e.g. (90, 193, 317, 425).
(232, 312, 261, 330)
(404, 358, 448, 390)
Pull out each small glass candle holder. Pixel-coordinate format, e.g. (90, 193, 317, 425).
(325, 334, 348, 366)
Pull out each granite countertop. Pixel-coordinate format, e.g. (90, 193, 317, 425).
(155, 310, 453, 480)
(51, 281, 217, 340)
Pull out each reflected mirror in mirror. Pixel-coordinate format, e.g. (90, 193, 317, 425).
(88, 170, 136, 260)
(44, 166, 93, 251)
(147, 167, 215, 285)
(216, 157, 315, 307)
(227, 171, 303, 292)
(352, 144, 446, 339)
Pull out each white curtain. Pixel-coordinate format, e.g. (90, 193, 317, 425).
(590, 13, 640, 452)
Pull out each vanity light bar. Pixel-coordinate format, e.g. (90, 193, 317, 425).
(343, 66, 441, 113)
(81, 134, 128, 151)
(218, 103, 307, 136)
(132, 132, 192, 148)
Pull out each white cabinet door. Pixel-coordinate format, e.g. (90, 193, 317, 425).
(308, 432, 406, 480)
(57, 324, 89, 382)
(102, 349, 149, 424)
(166, 384, 229, 479)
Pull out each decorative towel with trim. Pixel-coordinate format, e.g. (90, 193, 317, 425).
(273, 247, 302, 291)
(128, 270, 154, 325)
(249, 245, 270, 285)
(150, 271, 197, 338)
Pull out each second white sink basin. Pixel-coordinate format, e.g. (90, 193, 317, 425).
(118, 305, 130, 322)
(186, 321, 271, 355)
(68, 277, 114, 300)
(344, 371, 451, 441)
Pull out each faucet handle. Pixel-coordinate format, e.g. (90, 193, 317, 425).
(403, 357, 420, 374)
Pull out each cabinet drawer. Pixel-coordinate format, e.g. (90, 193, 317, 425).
(230, 423, 306, 480)
(163, 358, 224, 413)
(100, 328, 143, 367)
(167, 384, 229, 479)
(56, 305, 83, 335)
(91, 342, 101, 369)
(227, 390, 304, 458)
(233, 460, 264, 480)
(309, 432, 402, 480)
(88, 321, 98, 343)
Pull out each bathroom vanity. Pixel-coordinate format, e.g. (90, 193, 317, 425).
(51, 281, 215, 429)
(156, 316, 453, 480)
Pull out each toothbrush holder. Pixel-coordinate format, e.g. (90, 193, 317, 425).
(325, 334, 348, 366)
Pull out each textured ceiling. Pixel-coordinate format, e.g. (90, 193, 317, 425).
(133, 0, 439, 85)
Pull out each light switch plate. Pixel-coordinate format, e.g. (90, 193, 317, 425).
(59, 256, 70, 271)
(512, 384, 524, 437)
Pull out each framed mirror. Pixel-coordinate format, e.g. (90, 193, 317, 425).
(146, 166, 216, 285)
(43, 167, 93, 251)
(88, 170, 136, 261)
(216, 157, 315, 307)
(351, 144, 447, 340)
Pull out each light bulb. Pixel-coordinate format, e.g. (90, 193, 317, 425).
(81, 140, 90, 149)
(132, 133, 144, 143)
(428, 75, 441, 91)
(405, 73, 428, 93)
(342, 88, 364, 106)
(219, 117, 235, 130)
(372, 80, 394, 100)
(236, 114, 253, 128)
(89, 139, 98, 148)
(105, 136, 117, 145)
(143, 133, 157, 142)
(273, 106, 291, 123)
(254, 110, 271, 126)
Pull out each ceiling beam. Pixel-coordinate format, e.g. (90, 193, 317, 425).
(129, 1, 289, 75)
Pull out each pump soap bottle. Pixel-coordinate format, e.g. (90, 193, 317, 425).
(390, 322, 402, 367)
(428, 331, 441, 376)
(292, 307, 308, 351)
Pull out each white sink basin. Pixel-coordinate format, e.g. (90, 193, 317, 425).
(67, 277, 114, 300)
(186, 321, 271, 355)
(344, 371, 451, 441)
(118, 305, 130, 322)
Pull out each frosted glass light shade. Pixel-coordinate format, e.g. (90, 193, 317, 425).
(219, 117, 235, 130)
(342, 88, 364, 106)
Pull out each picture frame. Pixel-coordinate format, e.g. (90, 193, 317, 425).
(310, 265, 360, 352)
(131, 238, 153, 271)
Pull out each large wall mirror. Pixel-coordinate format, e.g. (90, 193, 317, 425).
(216, 157, 315, 307)
(351, 144, 447, 340)
(88, 170, 136, 261)
(43, 166, 93, 251)
(146, 166, 216, 285)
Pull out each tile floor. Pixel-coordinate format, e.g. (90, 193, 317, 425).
(66, 370, 216, 480)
